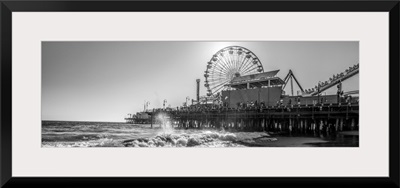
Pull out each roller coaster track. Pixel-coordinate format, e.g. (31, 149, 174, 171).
(309, 67, 359, 96)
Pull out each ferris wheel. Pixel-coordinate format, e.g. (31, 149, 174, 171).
(204, 46, 264, 96)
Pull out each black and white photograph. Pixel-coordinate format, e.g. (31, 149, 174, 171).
(42, 41, 359, 148)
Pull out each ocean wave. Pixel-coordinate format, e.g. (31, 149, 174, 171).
(42, 138, 124, 148)
(121, 131, 277, 148)
(42, 132, 122, 142)
(41, 122, 280, 147)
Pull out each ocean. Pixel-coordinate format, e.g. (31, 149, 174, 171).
(42, 121, 359, 148)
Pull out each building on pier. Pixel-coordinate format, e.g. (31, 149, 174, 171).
(221, 70, 285, 107)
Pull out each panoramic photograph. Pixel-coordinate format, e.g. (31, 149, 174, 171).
(42, 41, 359, 147)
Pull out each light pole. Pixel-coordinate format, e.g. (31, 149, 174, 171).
(268, 85, 270, 107)
(337, 80, 343, 104)
(163, 99, 167, 109)
(317, 81, 321, 104)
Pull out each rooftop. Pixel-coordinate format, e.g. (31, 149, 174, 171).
(226, 70, 285, 89)
(230, 70, 280, 83)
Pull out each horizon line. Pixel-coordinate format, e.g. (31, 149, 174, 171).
(42, 120, 126, 123)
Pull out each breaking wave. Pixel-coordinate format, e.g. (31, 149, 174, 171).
(41, 121, 277, 148)
(121, 130, 277, 148)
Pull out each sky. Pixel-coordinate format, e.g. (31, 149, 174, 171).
(42, 41, 359, 122)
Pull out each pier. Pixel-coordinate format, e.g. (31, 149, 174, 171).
(131, 102, 359, 134)
(125, 46, 359, 135)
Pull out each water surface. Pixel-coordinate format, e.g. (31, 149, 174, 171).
(42, 121, 358, 147)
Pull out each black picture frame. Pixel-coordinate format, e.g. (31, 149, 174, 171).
(1, 1, 399, 187)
